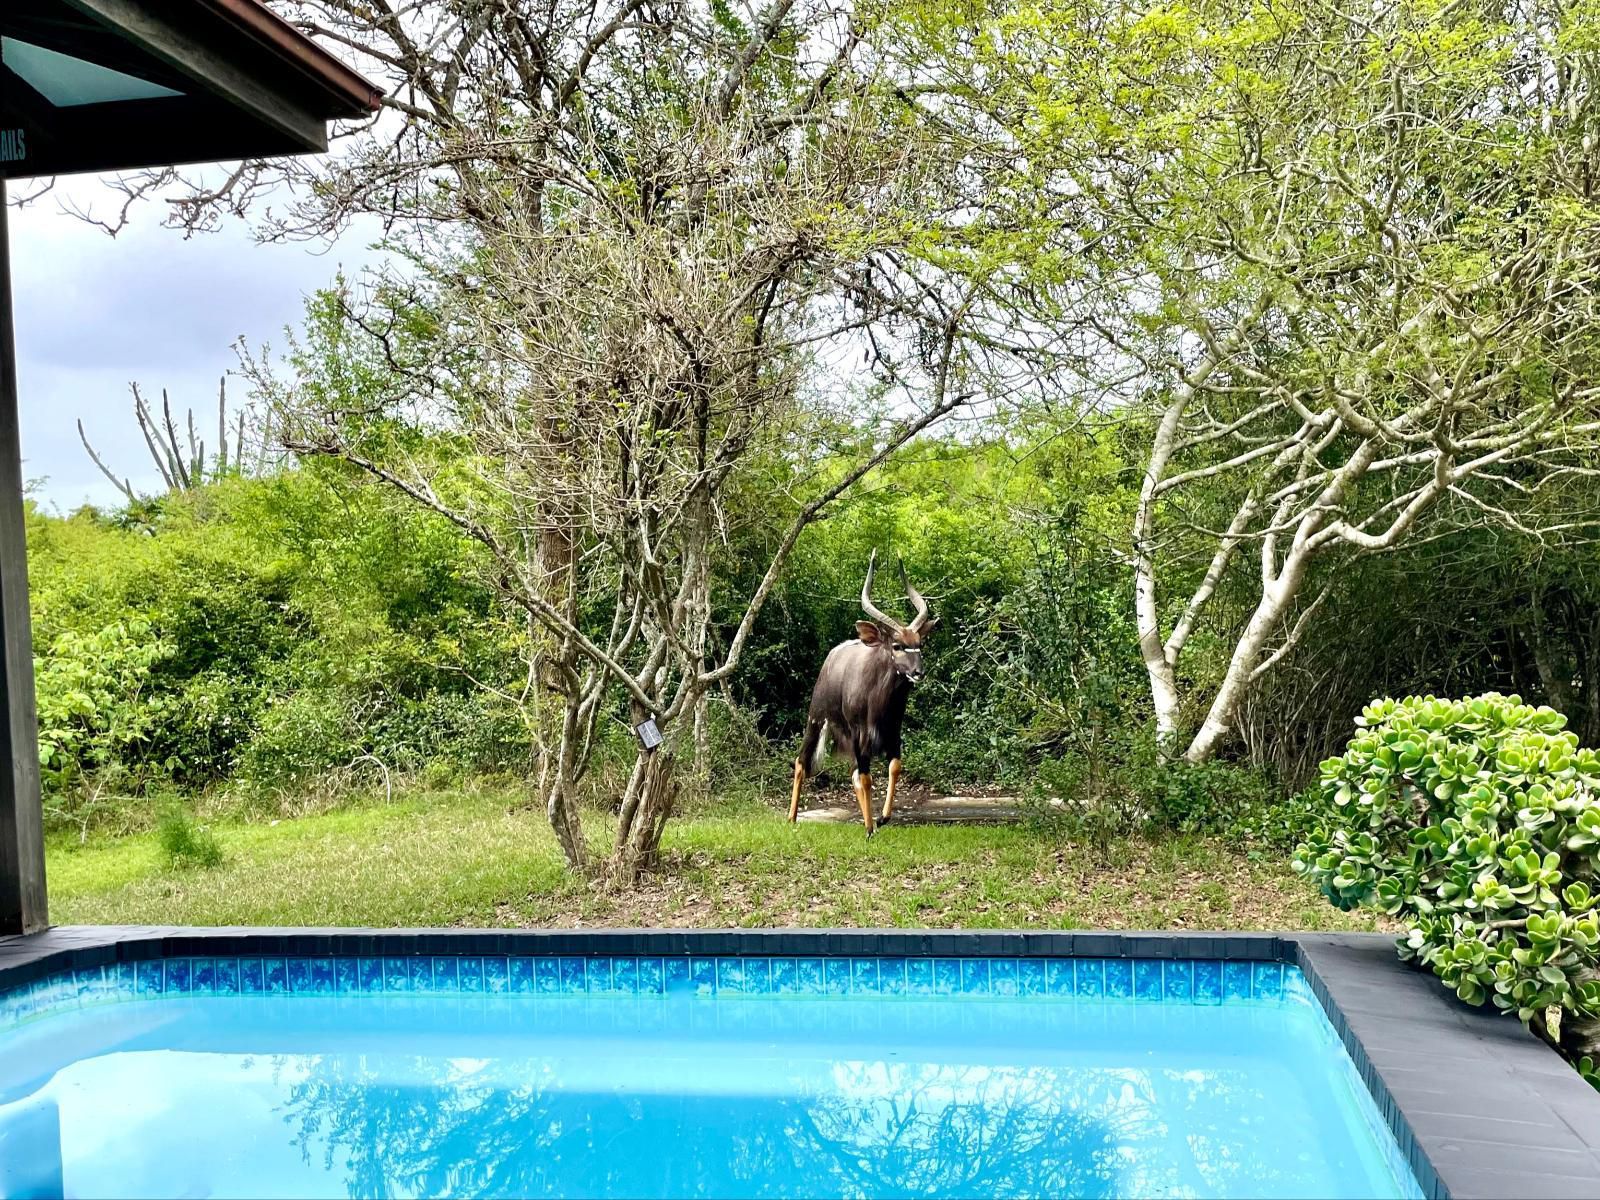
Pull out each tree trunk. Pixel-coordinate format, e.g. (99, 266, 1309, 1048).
(1184, 566, 1307, 763)
(1134, 422, 1184, 750)
(1136, 560, 1183, 750)
(1527, 591, 1579, 718)
(545, 698, 589, 872)
(1559, 971, 1600, 1064)
(1130, 311, 1263, 756)
(612, 746, 678, 884)
(693, 692, 710, 786)
(684, 494, 714, 793)
(530, 423, 587, 870)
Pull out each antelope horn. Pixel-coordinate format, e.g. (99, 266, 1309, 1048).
(861, 550, 899, 629)
(898, 557, 931, 630)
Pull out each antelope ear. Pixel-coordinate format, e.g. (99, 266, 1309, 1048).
(855, 621, 881, 644)
(917, 616, 940, 637)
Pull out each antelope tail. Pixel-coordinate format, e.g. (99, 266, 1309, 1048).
(809, 726, 833, 775)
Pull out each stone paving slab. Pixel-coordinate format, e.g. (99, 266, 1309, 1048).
(1293, 933, 1600, 1199)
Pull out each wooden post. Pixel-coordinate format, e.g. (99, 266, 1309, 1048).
(0, 180, 47, 935)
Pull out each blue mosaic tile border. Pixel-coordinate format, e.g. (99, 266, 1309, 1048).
(0, 955, 1309, 1031)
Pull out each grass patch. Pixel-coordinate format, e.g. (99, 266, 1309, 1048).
(46, 788, 1383, 933)
(155, 805, 224, 870)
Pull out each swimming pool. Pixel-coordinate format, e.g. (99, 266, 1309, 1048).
(0, 953, 1418, 1199)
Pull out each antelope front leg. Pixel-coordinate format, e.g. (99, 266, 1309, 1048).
(788, 759, 806, 823)
(852, 769, 876, 837)
(881, 757, 902, 824)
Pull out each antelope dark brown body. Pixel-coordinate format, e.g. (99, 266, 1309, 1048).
(788, 552, 939, 835)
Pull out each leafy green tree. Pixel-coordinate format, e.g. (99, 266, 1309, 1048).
(196, 0, 1065, 880)
(893, 0, 1600, 760)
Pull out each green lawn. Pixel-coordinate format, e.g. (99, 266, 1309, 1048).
(46, 789, 1384, 932)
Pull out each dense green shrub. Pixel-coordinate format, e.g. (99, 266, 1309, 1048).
(34, 620, 174, 795)
(1027, 729, 1292, 857)
(233, 689, 364, 793)
(26, 464, 526, 821)
(365, 692, 531, 777)
(1294, 694, 1600, 1054)
(1024, 749, 1147, 860)
(1229, 785, 1322, 851)
(728, 423, 1139, 790)
(1142, 755, 1276, 837)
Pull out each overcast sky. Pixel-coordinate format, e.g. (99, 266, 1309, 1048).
(10, 177, 375, 512)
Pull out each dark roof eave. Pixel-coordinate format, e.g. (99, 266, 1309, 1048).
(199, 0, 383, 120)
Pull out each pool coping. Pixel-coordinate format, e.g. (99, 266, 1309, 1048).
(4, 927, 1599, 1199)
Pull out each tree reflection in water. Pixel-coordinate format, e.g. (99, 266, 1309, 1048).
(265, 997, 1382, 1199)
(276, 1052, 1135, 1198)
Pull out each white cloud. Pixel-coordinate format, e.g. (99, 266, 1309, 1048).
(9, 177, 379, 511)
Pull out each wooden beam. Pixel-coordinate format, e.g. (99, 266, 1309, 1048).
(61, 0, 329, 150)
(0, 182, 47, 936)
(2, 92, 314, 179)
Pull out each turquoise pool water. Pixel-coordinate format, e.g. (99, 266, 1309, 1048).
(0, 957, 1419, 1199)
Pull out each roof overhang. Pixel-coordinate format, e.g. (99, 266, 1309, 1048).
(1, 0, 382, 179)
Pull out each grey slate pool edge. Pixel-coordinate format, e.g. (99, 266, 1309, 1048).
(5, 927, 1599, 1199)
(1290, 934, 1600, 1200)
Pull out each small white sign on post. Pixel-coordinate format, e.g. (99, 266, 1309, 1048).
(634, 717, 663, 752)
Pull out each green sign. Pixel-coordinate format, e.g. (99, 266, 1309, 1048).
(0, 129, 24, 164)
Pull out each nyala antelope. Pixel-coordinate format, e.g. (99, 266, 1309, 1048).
(788, 551, 939, 835)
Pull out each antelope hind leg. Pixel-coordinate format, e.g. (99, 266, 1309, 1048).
(853, 770, 876, 837)
(788, 759, 806, 823)
(881, 757, 902, 824)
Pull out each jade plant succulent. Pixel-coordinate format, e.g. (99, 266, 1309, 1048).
(1294, 693, 1600, 1064)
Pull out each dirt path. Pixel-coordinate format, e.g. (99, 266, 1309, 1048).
(796, 788, 1052, 825)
